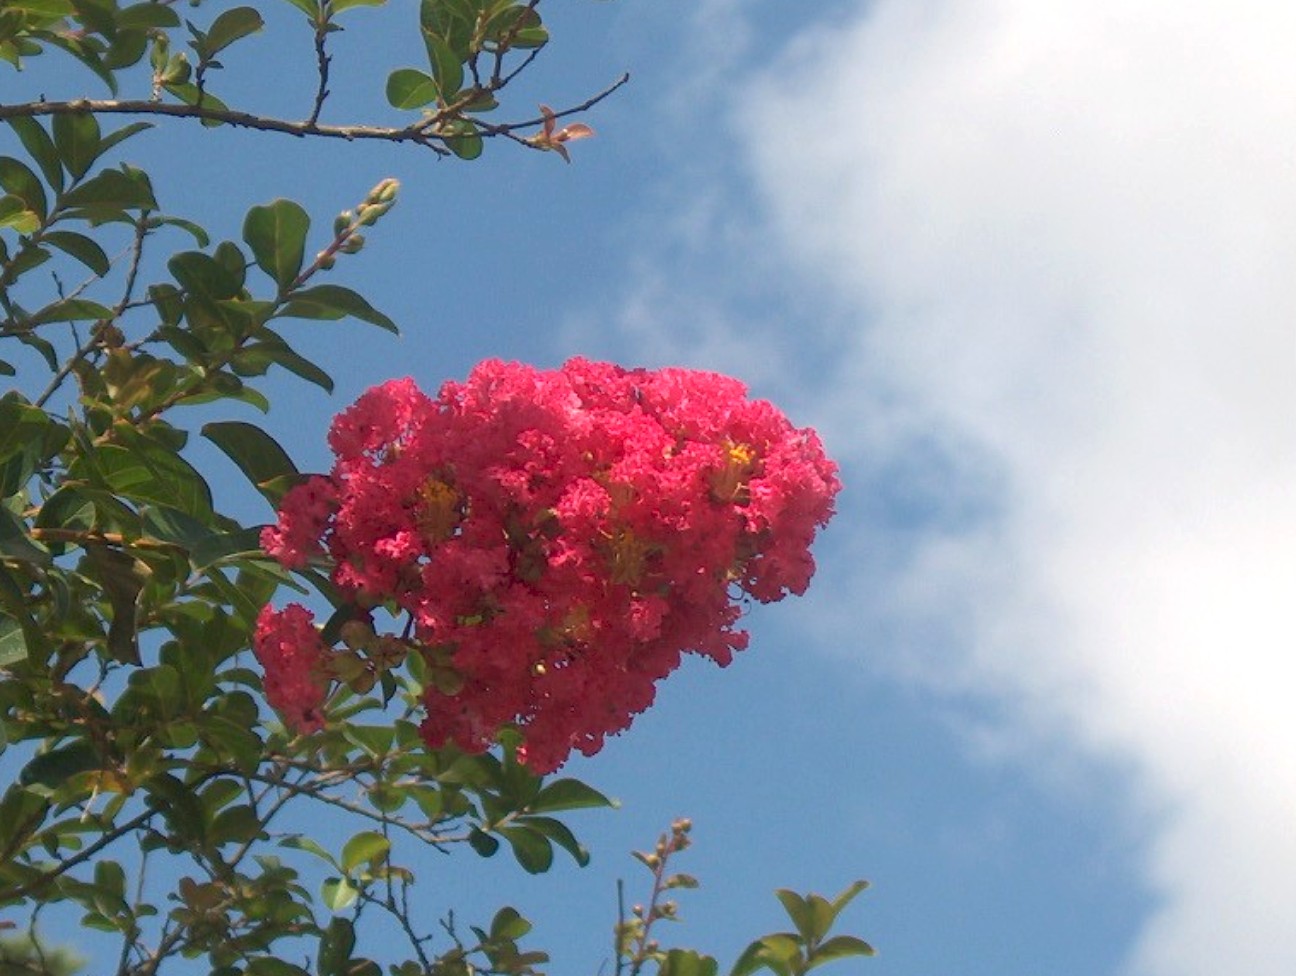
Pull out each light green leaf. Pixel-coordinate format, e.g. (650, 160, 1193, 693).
(0, 616, 27, 667)
(340, 831, 390, 873)
(322, 877, 359, 911)
(806, 936, 875, 969)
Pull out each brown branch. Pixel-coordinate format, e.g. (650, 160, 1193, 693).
(0, 99, 450, 151)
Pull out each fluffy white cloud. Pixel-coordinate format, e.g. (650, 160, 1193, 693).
(731, 2, 1296, 973)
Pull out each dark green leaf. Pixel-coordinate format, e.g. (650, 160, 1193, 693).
(52, 112, 101, 180)
(60, 166, 157, 212)
(468, 826, 499, 858)
(277, 284, 397, 333)
(318, 917, 357, 976)
(209, 804, 263, 846)
(43, 230, 111, 276)
(243, 198, 309, 291)
(386, 67, 438, 110)
(0, 507, 49, 568)
(246, 959, 311, 976)
(517, 815, 589, 867)
(19, 742, 102, 793)
(0, 399, 52, 465)
(168, 250, 242, 305)
(0, 156, 46, 220)
(83, 544, 146, 664)
(5, 117, 63, 192)
(498, 825, 553, 874)
(201, 420, 300, 505)
(97, 121, 154, 158)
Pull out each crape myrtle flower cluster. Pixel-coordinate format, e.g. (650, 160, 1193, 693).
(255, 358, 840, 772)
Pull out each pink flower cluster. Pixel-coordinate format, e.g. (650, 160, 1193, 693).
(256, 358, 840, 771)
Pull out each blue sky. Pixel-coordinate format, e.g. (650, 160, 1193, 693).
(7, 1, 1295, 974)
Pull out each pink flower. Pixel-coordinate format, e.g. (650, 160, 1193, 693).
(259, 358, 840, 771)
(253, 604, 331, 733)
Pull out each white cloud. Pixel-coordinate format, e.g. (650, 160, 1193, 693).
(728, 1, 1296, 973)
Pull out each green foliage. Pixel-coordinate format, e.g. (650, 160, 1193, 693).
(0, 3, 870, 975)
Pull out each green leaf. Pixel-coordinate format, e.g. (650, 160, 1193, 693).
(97, 121, 154, 158)
(806, 936, 875, 969)
(201, 6, 264, 57)
(246, 959, 311, 976)
(318, 917, 358, 976)
(775, 890, 815, 944)
(830, 879, 869, 915)
(386, 67, 438, 109)
(0, 506, 49, 567)
(661, 950, 719, 976)
(277, 284, 398, 333)
(27, 297, 114, 325)
(162, 82, 231, 124)
(330, 0, 386, 11)
(468, 826, 499, 858)
(209, 804, 263, 846)
(489, 906, 531, 941)
(321, 877, 359, 911)
(423, 31, 463, 99)
(118, 3, 182, 30)
(730, 935, 802, 976)
(6, 117, 63, 192)
(19, 742, 102, 793)
(168, 250, 242, 305)
(243, 198, 309, 291)
(89, 442, 214, 521)
(529, 778, 616, 813)
(60, 166, 157, 212)
(43, 230, 111, 276)
(201, 420, 300, 506)
(280, 0, 320, 20)
(281, 833, 339, 869)
(0, 156, 46, 220)
(52, 112, 101, 180)
(0, 398, 52, 465)
(440, 119, 482, 160)
(340, 831, 390, 873)
(517, 815, 589, 867)
(498, 825, 553, 874)
(0, 195, 40, 233)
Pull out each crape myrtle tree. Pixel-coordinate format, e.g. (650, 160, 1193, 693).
(0, 2, 874, 975)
